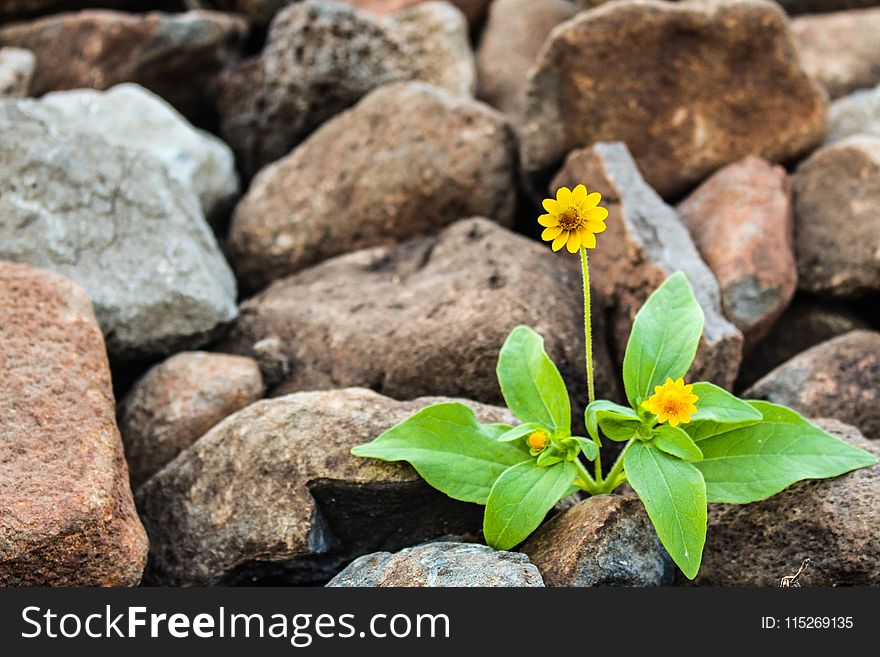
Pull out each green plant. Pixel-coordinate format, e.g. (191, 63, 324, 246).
(352, 186, 877, 580)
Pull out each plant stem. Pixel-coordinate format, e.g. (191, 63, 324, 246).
(580, 246, 602, 484)
(574, 459, 599, 495)
(599, 438, 635, 494)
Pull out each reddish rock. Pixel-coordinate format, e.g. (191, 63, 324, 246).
(0, 263, 148, 586)
(228, 82, 516, 290)
(339, 0, 491, 26)
(520, 0, 827, 198)
(792, 8, 880, 99)
(119, 352, 265, 489)
(552, 142, 743, 389)
(792, 136, 880, 297)
(677, 156, 796, 346)
(745, 330, 880, 440)
(0, 10, 248, 121)
(476, 0, 578, 117)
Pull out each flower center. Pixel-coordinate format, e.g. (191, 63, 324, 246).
(556, 207, 583, 231)
(527, 431, 548, 451)
(659, 398, 685, 416)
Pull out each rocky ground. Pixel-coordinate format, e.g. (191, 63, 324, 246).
(1, 0, 879, 587)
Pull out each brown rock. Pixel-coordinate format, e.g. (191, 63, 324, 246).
(137, 388, 511, 586)
(520, 0, 827, 198)
(521, 495, 674, 586)
(338, 0, 491, 26)
(696, 419, 880, 586)
(792, 8, 880, 99)
(228, 83, 516, 290)
(0, 263, 148, 586)
(0, 47, 34, 98)
(218, 0, 474, 178)
(476, 0, 578, 117)
(221, 218, 619, 417)
(792, 136, 880, 297)
(552, 142, 744, 389)
(677, 156, 796, 346)
(745, 330, 880, 440)
(0, 10, 248, 122)
(119, 352, 265, 489)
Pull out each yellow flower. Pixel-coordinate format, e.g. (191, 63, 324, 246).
(539, 184, 609, 253)
(527, 431, 548, 451)
(641, 377, 699, 427)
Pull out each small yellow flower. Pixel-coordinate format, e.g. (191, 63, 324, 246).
(641, 377, 699, 427)
(539, 184, 609, 253)
(527, 431, 548, 451)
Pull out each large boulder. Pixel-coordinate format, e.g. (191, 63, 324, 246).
(826, 84, 880, 143)
(339, 0, 492, 26)
(520, 0, 827, 198)
(328, 542, 544, 587)
(220, 218, 619, 414)
(0, 101, 238, 360)
(551, 142, 743, 389)
(228, 83, 516, 290)
(0, 263, 148, 586)
(137, 388, 512, 586)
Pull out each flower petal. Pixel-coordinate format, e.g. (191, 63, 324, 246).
(542, 226, 563, 240)
(581, 232, 597, 249)
(586, 221, 607, 234)
(586, 206, 609, 222)
(551, 231, 569, 252)
(556, 186, 573, 204)
(668, 417, 680, 427)
(542, 198, 560, 214)
(572, 184, 587, 203)
(538, 213, 558, 227)
(566, 230, 582, 253)
(583, 192, 602, 208)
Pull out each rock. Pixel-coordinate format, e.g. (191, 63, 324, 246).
(826, 84, 880, 144)
(137, 388, 512, 586)
(745, 330, 880, 440)
(35, 84, 239, 222)
(218, 0, 475, 177)
(777, 0, 880, 14)
(521, 495, 673, 586)
(677, 156, 796, 346)
(738, 300, 870, 388)
(696, 419, 880, 586)
(220, 218, 619, 415)
(792, 136, 880, 297)
(0, 263, 148, 586)
(0, 101, 238, 360)
(327, 542, 544, 587)
(476, 0, 578, 117)
(792, 8, 880, 99)
(0, 10, 248, 122)
(119, 352, 264, 489)
(520, 0, 827, 198)
(0, 1, 140, 21)
(193, 1, 297, 25)
(552, 142, 743, 389)
(228, 83, 516, 289)
(339, 0, 491, 26)
(0, 47, 34, 98)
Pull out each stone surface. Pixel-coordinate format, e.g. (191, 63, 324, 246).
(0, 47, 34, 98)
(792, 136, 880, 297)
(476, 0, 577, 117)
(228, 83, 516, 289)
(218, 0, 475, 177)
(826, 84, 880, 144)
(738, 300, 870, 388)
(137, 388, 513, 586)
(520, 0, 827, 198)
(0, 1, 146, 21)
(677, 156, 796, 346)
(792, 8, 880, 99)
(0, 10, 248, 121)
(521, 495, 674, 586)
(339, 0, 491, 25)
(552, 142, 743, 389)
(745, 330, 880, 440)
(35, 84, 239, 221)
(221, 218, 619, 415)
(0, 263, 148, 586)
(327, 542, 544, 587)
(777, 0, 880, 13)
(0, 101, 238, 360)
(696, 419, 880, 586)
(119, 352, 265, 489)
(194, 1, 297, 25)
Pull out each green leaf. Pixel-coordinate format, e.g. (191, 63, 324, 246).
(536, 448, 565, 468)
(622, 272, 704, 409)
(654, 424, 703, 462)
(497, 326, 571, 433)
(585, 400, 641, 443)
(625, 441, 707, 580)
(695, 401, 879, 504)
(484, 460, 577, 550)
(352, 402, 530, 504)
(497, 422, 544, 443)
(564, 436, 599, 461)
(683, 382, 762, 441)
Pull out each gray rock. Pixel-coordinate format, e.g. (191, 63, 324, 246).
(826, 84, 880, 144)
(137, 388, 512, 586)
(35, 84, 239, 222)
(0, 47, 34, 98)
(521, 495, 674, 586)
(0, 100, 237, 360)
(327, 542, 545, 587)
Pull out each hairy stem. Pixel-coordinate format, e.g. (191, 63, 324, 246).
(580, 246, 602, 484)
(599, 438, 635, 494)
